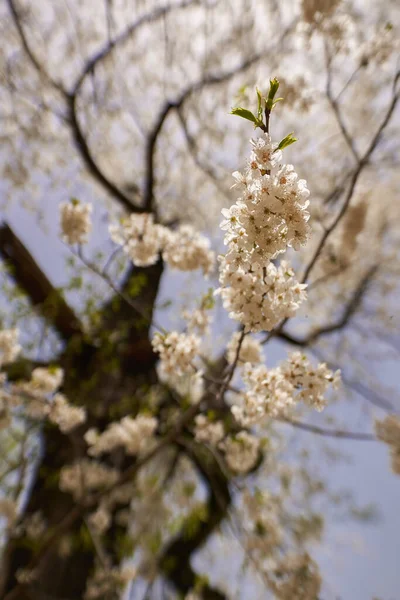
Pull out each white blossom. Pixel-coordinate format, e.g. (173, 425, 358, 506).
(28, 367, 64, 396)
(0, 329, 21, 367)
(217, 259, 307, 333)
(158, 366, 204, 404)
(60, 200, 92, 245)
(0, 498, 18, 526)
(24, 511, 47, 538)
(217, 132, 311, 332)
(88, 505, 111, 534)
(194, 415, 224, 446)
(183, 308, 212, 335)
(162, 224, 215, 276)
(59, 459, 119, 500)
(85, 414, 157, 457)
(152, 331, 200, 377)
(85, 563, 137, 600)
(109, 213, 164, 267)
(49, 393, 86, 433)
(221, 431, 260, 474)
(231, 354, 340, 426)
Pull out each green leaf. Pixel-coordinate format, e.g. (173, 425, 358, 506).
(266, 77, 280, 110)
(230, 107, 258, 123)
(256, 87, 263, 120)
(277, 132, 297, 151)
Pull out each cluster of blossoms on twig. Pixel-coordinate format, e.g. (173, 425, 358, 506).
(232, 352, 340, 427)
(216, 118, 309, 332)
(59, 459, 120, 501)
(109, 214, 215, 275)
(61, 200, 215, 276)
(0, 330, 85, 433)
(85, 414, 157, 457)
(60, 198, 92, 245)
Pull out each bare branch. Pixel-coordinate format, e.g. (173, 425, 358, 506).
(6, 0, 66, 93)
(278, 265, 378, 347)
(325, 43, 360, 162)
(302, 69, 399, 283)
(279, 417, 376, 441)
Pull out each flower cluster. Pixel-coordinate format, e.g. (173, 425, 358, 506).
(59, 459, 120, 501)
(222, 133, 310, 257)
(218, 259, 307, 333)
(109, 214, 215, 273)
(1, 362, 86, 432)
(60, 200, 92, 245)
(109, 212, 164, 267)
(217, 131, 310, 332)
(221, 431, 260, 474)
(280, 352, 341, 410)
(0, 329, 21, 367)
(162, 224, 215, 276)
(85, 414, 157, 457)
(152, 331, 200, 377)
(375, 415, 400, 475)
(194, 414, 224, 446)
(268, 552, 321, 600)
(88, 505, 112, 534)
(27, 367, 64, 395)
(231, 352, 340, 426)
(48, 393, 86, 433)
(158, 367, 204, 405)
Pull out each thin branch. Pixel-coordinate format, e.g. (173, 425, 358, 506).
(279, 417, 376, 441)
(302, 69, 399, 283)
(67, 92, 143, 213)
(325, 43, 359, 162)
(176, 106, 231, 201)
(6, 0, 66, 93)
(277, 264, 378, 347)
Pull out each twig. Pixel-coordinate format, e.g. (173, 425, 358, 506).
(278, 417, 376, 441)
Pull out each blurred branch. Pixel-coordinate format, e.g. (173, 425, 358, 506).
(278, 265, 378, 347)
(176, 106, 231, 201)
(279, 417, 376, 441)
(0, 223, 82, 340)
(325, 43, 360, 162)
(302, 69, 399, 283)
(67, 93, 143, 213)
(6, 0, 66, 93)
